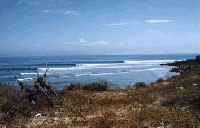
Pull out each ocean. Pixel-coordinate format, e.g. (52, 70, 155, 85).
(0, 54, 197, 89)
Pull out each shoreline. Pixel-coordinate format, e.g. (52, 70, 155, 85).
(0, 56, 200, 127)
(0, 54, 195, 87)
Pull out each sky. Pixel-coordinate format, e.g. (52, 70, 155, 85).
(0, 0, 200, 56)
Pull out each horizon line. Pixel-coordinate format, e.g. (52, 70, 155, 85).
(0, 53, 199, 57)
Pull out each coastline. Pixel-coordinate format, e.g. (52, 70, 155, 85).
(0, 56, 200, 127)
(0, 54, 194, 87)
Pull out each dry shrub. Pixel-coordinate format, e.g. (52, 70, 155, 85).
(0, 84, 15, 98)
(134, 82, 147, 88)
(161, 94, 200, 111)
(64, 81, 108, 92)
(0, 84, 15, 105)
(64, 83, 81, 91)
(1, 89, 34, 124)
(0, 70, 64, 124)
(156, 78, 164, 83)
(0, 87, 63, 124)
(82, 81, 108, 91)
(196, 55, 200, 63)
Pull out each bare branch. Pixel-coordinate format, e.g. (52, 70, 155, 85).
(6, 69, 25, 89)
(27, 65, 39, 77)
(43, 63, 49, 78)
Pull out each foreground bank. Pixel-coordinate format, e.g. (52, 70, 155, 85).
(0, 56, 200, 127)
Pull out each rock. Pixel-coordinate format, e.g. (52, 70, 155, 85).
(161, 55, 200, 73)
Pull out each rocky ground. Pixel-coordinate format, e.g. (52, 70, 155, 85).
(1, 57, 200, 128)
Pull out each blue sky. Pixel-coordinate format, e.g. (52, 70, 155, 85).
(0, 0, 200, 56)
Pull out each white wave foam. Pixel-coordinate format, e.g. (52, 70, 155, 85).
(63, 72, 117, 77)
(57, 72, 118, 78)
(38, 68, 70, 71)
(62, 76, 70, 78)
(71, 68, 166, 77)
(147, 68, 166, 71)
(38, 65, 134, 71)
(77, 63, 113, 67)
(47, 67, 167, 79)
(37, 60, 175, 72)
(91, 72, 116, 76)
(18, 78, 33, 81)
(20, 73, 46, 75)
(130, 68, 166, 72)
(131, 69, 147, 72)
(77, 64, 131, 69)
(124, 60, 176, 64)
(74, 73, 90, 77)
(74, 72, 117, 77)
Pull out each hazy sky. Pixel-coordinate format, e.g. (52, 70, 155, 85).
(0, 0, 200, 56)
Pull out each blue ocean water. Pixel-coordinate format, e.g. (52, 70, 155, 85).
(0, 54, 197, 89)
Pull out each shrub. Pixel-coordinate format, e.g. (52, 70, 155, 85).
(64, 83, 82, 91)
(161, 94, 200, 113)
(195, 55, 200, 63)
(64, 81, 108, 92)
(82, 81, 108, 91)
(0, 69, 64, 124)
(1, 89, 35, 124)
(134, 82, 147, 88)
(161, 96, 181, 107)
(0, 84, 15, 98)
(156, 78, 164, 83)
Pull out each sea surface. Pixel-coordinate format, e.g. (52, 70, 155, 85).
(0, 54, 197, 89)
